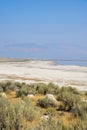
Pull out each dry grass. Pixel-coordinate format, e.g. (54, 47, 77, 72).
(6, 91, 21, 103)
(2, 91, 79, 128)
(58, 112, 76, 126)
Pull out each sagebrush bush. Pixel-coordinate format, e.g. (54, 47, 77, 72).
(0, 81, 60, 96)
(57, 87, 80, 111)
(24, 106, 39, 122)
(0, 81, 87, 130)
(0, 97, 23, 130)
(47, 82, 60, 95)
(16, 85, 29, 97)
(36, 83, 48, 95)
(46, 107, 56, 117)
(0, 97, 10, 130)
(72, 119, 87, 130)
(37, 97, 57, 108)
(59, 86, 79, 94)
(8, 102, 24, 130)
(33, 118, 70, 130)
(73, 102, 87, 120)
(22, 97, 38, 121)
(85, 91, 87, 96)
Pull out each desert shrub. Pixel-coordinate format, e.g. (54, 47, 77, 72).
(24, 106, 39, 122)
(37, 97, 57, 108)
(46, 107, 56, 117)
(0, 97, 10, 130)
(22, 96, 40, 122)
(16, 85, 30, 97)
(14, 82, 23, 89)
(22, 96, 32, 106)
(85, 91, 87, 96)
(0, 97, 70, 130)
(8, 102, 24, 130)
(47, 82, 60, 95)
(33, 118, 70, 130)
(16, 83, 38, 97)
(0, 81, 87, 130)
(34, 118, 87, 130)
(60, 86, 79, 95)
(0, 88, 3, 92)
(0, 97, 24, 130)
(35, 83, 60, 95)
(57, 87, 80, 111)
(36, 83, 48, 95)
(29, 83, 38, 94)
(73, 102, 87, 120)
(0, 81, 6, 92)
(4, 81, 15, 92)
(72, 119, 87, 130)
(0, 81, 60, 96)
(0, 81, 21, 93)
(23, 97, 39, 122)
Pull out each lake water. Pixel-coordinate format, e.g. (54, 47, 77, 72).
(55, 60, 87, 67)
(0, 59, 87, 67)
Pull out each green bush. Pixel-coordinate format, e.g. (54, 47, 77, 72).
(37, 97, 57, 108)
(0, 81, 60, 96)
(16, 86, 29, 97)
(0, 81, 23, 93)
(33, 118, 70, 130)
(85, 91, 87, 96)
(46, 107, 56, 117)
(57, 87, 80, 111)
(0, 97, 10, 130)
(47, 82, 60, 95)
(0, 97, 24, 130)
(0, 81, 87, 130)
(36, 83, 48, 95)
(22, 96, 39, 122)
(8, 102, 24, 130)
(24, 106, 38, 122)
(72, 119, 87, 130)
(35, 83, 60, 95)
(73, 102, 87, 120)
(59, 86, 79, 95)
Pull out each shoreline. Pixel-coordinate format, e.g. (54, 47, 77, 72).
(0, 58, 87, 66)
(0, 60, 87, 91)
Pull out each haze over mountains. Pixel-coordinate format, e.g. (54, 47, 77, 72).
(0, 42, 87, 60)
(0, 0, 87, 59)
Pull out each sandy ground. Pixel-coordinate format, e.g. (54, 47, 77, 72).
(0, 60, 87, 91)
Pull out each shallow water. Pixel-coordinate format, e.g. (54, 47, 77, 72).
(0, 59, 87, 67)
(55, 60, 87, 67)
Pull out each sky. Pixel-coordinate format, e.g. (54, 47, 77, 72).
(0, 0, 87, 59)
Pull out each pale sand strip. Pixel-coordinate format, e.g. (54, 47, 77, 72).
(0, 60, 87, 91)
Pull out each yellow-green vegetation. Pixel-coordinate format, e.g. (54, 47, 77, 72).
(0, 81, 87, 130)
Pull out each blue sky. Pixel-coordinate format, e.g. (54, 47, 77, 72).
(0, 0, 87, 59)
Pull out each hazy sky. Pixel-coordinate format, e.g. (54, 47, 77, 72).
(0, 0, 87, 59)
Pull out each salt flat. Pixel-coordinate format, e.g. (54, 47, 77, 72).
(0, 60, 87, 90)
